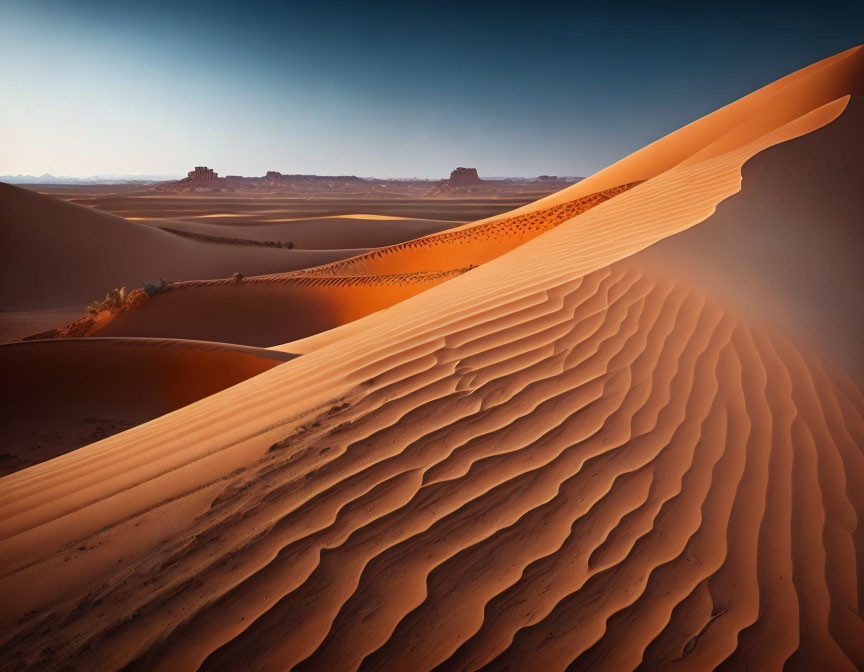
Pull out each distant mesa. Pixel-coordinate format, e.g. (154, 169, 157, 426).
(447, 167, 482, 187)
(165, 167, 368, 192)
(187, 166, 218, 185)
(147, 165, 579, 197)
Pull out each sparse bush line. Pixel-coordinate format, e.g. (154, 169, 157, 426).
(86, 277, 172, 314)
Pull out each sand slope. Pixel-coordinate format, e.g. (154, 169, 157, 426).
(0, 338, 295, 476)
(636, 99, 864, 383)
(0, 46, 862, 672)
(155, 215, 458, 249)
(0, 183, 364, 311)
(44, 182, 636, 346)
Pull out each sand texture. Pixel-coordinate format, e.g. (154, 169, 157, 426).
(0, 45, 862, 672)
(0, 338, 296, 475)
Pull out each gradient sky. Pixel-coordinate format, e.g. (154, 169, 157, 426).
(1, 0, 862, 178)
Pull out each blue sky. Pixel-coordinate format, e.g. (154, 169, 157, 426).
(1, 0, 862, 178)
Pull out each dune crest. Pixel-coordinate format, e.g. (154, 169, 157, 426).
(0, 46, 863, 672)
(458, 44, 863, 221)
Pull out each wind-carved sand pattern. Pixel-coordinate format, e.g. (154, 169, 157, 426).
(2, 262, 862, 672)
(164, 266, 864, 672)
(0, 45, 862, 672)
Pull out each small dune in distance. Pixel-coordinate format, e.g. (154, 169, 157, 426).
(1, 42, 863, 672)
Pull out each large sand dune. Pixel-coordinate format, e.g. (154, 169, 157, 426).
(0, 46, 862, 672)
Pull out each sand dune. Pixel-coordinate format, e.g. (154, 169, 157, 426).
(40, 182, 636, 346)
(0, 46, 862, 672)
(636, 98, 864, 383)
(35, 47, 863, 347)
(0, 183, 363, 312)
(46, 190, 543, 231)
(454, 44, 864, 226)
(155, 215, 457, 250)
(0, 338, 295, 476)
(0, 184, 370, 341)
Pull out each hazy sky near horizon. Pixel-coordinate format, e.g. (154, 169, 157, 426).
(1, 0, 862, 178)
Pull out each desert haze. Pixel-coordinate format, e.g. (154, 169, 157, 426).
(1, 44, 863, 672)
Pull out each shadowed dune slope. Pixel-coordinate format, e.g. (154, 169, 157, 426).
(0, 338, 295, 476)
(0, 183, 364, 311)
(155, 215, 458, 250)
(0, 47, 862, 672)
(78, 269, 469, 346)
(636, 98, 864, 384)
(0, 307, 86, 343)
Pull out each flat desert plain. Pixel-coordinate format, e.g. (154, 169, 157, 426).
(0, 45, 863, 672)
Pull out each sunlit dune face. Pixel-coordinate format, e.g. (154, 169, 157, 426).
(289, 183, 638, 279)
(0, 44, 863, 672)
(322, 271, 467, 327)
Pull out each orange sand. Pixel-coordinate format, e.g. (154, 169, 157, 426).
(37, 183, 636, 346)
(0, 338, 294, 475)
(0, 183, 370, 312)
(0, 45, 862, 672)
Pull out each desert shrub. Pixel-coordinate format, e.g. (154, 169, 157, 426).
(142, 277, 170, 297)
(107, 287, 126, 308)
(87, 286, 128, 313)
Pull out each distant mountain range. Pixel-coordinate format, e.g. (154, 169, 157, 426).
(1, 173, 583, 186)
(0, 173, 181, 185)
(150, 168, 585, 198)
